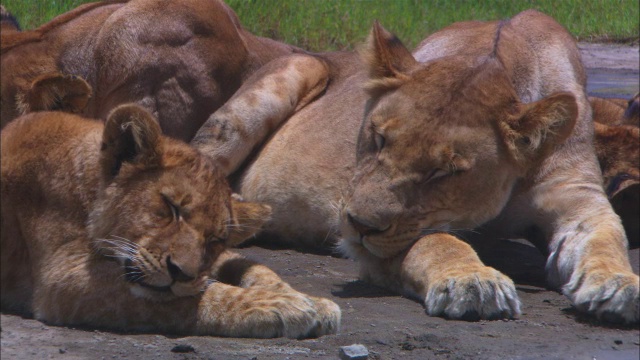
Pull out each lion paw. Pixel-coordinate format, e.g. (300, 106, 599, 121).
(243, 292, 340, 338)
(307, 296, 341, 337)
(565, 270, 639, 324)
(424, 267, 521, 320)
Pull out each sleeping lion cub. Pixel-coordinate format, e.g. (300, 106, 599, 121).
(0, 103, 340, 338)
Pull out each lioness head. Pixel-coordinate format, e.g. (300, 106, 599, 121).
(88, 104, 271, 301)
(0, 5, 20, 33)
(340, 23, 577, 258)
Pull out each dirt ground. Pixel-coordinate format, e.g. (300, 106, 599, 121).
(2, 44, 639, 360)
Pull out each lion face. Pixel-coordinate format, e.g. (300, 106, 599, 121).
(340, 23, 577, 258)
(87, 105, 270, 301)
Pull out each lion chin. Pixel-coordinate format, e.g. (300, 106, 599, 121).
(128, 280, 206, 302)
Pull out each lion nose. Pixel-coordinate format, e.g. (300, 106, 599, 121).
(166, 256, 195, 282)
(347, 212, 389, 236)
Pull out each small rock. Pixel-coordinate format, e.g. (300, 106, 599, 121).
(339, 344, 369, 360)
(614, 340, 623, 345)
(171, 344, 195, 353)
(58, 348, 66, 354)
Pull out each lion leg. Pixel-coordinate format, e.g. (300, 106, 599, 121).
(32, 247, 338, 338)
(191, 54, 329, 176)
(197, 282, 339, 338)
(533, 178, 639, 324)
(526, 157, 640, 323)
(353, 233, 521, 320)
(210, 250, 341, 337)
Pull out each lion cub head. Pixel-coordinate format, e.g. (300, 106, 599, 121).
(88, 104, 271, 301)
(340, 23, 577, 258)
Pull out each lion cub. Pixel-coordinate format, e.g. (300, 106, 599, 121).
(0, 104, 340, 338)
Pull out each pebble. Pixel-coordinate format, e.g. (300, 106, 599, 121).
(339, 344, 369, 360)
(171, 344, 195, 353)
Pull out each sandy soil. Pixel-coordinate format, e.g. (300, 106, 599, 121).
(2, 44, 639, 360)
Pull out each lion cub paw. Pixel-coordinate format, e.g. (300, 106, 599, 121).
(248, 292, 340, 338)
(424, 266, 521, 321)
(306, 296, 342, 337)
(565, 270, 639, 324)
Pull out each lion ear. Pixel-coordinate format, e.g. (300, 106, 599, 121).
(499, 92, 578, 167)
(100, 104, 163, 180)
(624, 92, 639, 123)
(594, 122, 640, 198)
(361, 21, 418, 94)
(225, 197, 271, 247)
(19, 73, 92, 115)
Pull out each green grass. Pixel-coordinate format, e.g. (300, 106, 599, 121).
(2, 0, 89, 32)
(3, 0, 639, 51)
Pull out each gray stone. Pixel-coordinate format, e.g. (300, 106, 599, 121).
(339, 344, 369, 360)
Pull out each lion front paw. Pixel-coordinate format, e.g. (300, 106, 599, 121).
(565, 270, 639, 324)
(243, 291, 340, 339)
(424, 266, 521, 321)
(306, 296, 341, 337)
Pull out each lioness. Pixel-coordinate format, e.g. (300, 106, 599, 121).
(192, 11, 639, 323)
(1, 0, 306, 138)
(0, 5, 20, 33)
(0, 99, 340, 337)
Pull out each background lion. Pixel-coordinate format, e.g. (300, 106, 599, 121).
(0, 92, 340, 337)
(591, 94, 639, 248)
(0, 0, 300, 140)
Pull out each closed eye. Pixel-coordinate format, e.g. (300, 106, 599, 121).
(162, 195, 180, 221)
(207, 235, 224, 243)
(374, 132, 385, 151)
(423, 168, 449, 184)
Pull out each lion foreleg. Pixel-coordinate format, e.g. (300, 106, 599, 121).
(208, 250, 341, 337)
(350, 233, 521, 320)
(400, 233, 521, 320)
(211, 250, 295, 291)
(536, 180, 639, 324)
(191, 55, 329, 176)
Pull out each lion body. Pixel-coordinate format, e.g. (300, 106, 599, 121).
(0, 106, 339, 337)
(195, 10, 638, 323)
(1, 0, 298, 139)
(2, 1, 636, 325)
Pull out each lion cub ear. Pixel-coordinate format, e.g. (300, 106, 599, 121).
(361, 21, 418, 95)
(225, 196, 272, 247)
(100, 104, 163, 180)
(500, 92, 578, 167)
(18, 73, 92, 115)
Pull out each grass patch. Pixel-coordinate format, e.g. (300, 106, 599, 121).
(3, 0, 638, 51)
(2, 0, 89, 31)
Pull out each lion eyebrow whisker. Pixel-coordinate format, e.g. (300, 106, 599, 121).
(97, 241, 137, 256)
(95, 237, 136, 250)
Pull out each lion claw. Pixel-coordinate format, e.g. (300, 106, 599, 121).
(424, 267, 521, 321)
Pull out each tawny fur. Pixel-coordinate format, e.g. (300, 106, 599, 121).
(0, 102, 340, 338)
(1, 0, 299, 140)
(194, 10, 638, 324)
(3, 2, 636, 325)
